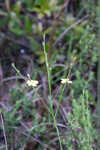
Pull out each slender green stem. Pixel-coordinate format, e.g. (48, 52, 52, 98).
(43, 34, 63, 150)
(43, 35, 52, 97)
(55, 84, 66, 117)
(53, 116, 63, 150)
(55, 67, 72, 117)
(12, 63, 21, 76)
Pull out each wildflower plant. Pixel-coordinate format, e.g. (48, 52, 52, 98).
(0, 0, 98, 149)
(67, 90, 94, 150)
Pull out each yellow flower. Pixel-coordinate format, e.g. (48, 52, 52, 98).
(26, 74, 39, 87)
(26, 79, 39, 87)
(61, 78, 72, 84)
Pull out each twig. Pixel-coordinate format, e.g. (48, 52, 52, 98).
(0, 111, 8, 150)
(20, 121, 67, 132)
(0, 76, 27, 84)
(54, 14, 89, 46)
(30, 122, 67, 131)
(55, 0, 70, 19)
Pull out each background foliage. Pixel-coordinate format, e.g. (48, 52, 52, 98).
(0, 0, 99, 149)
